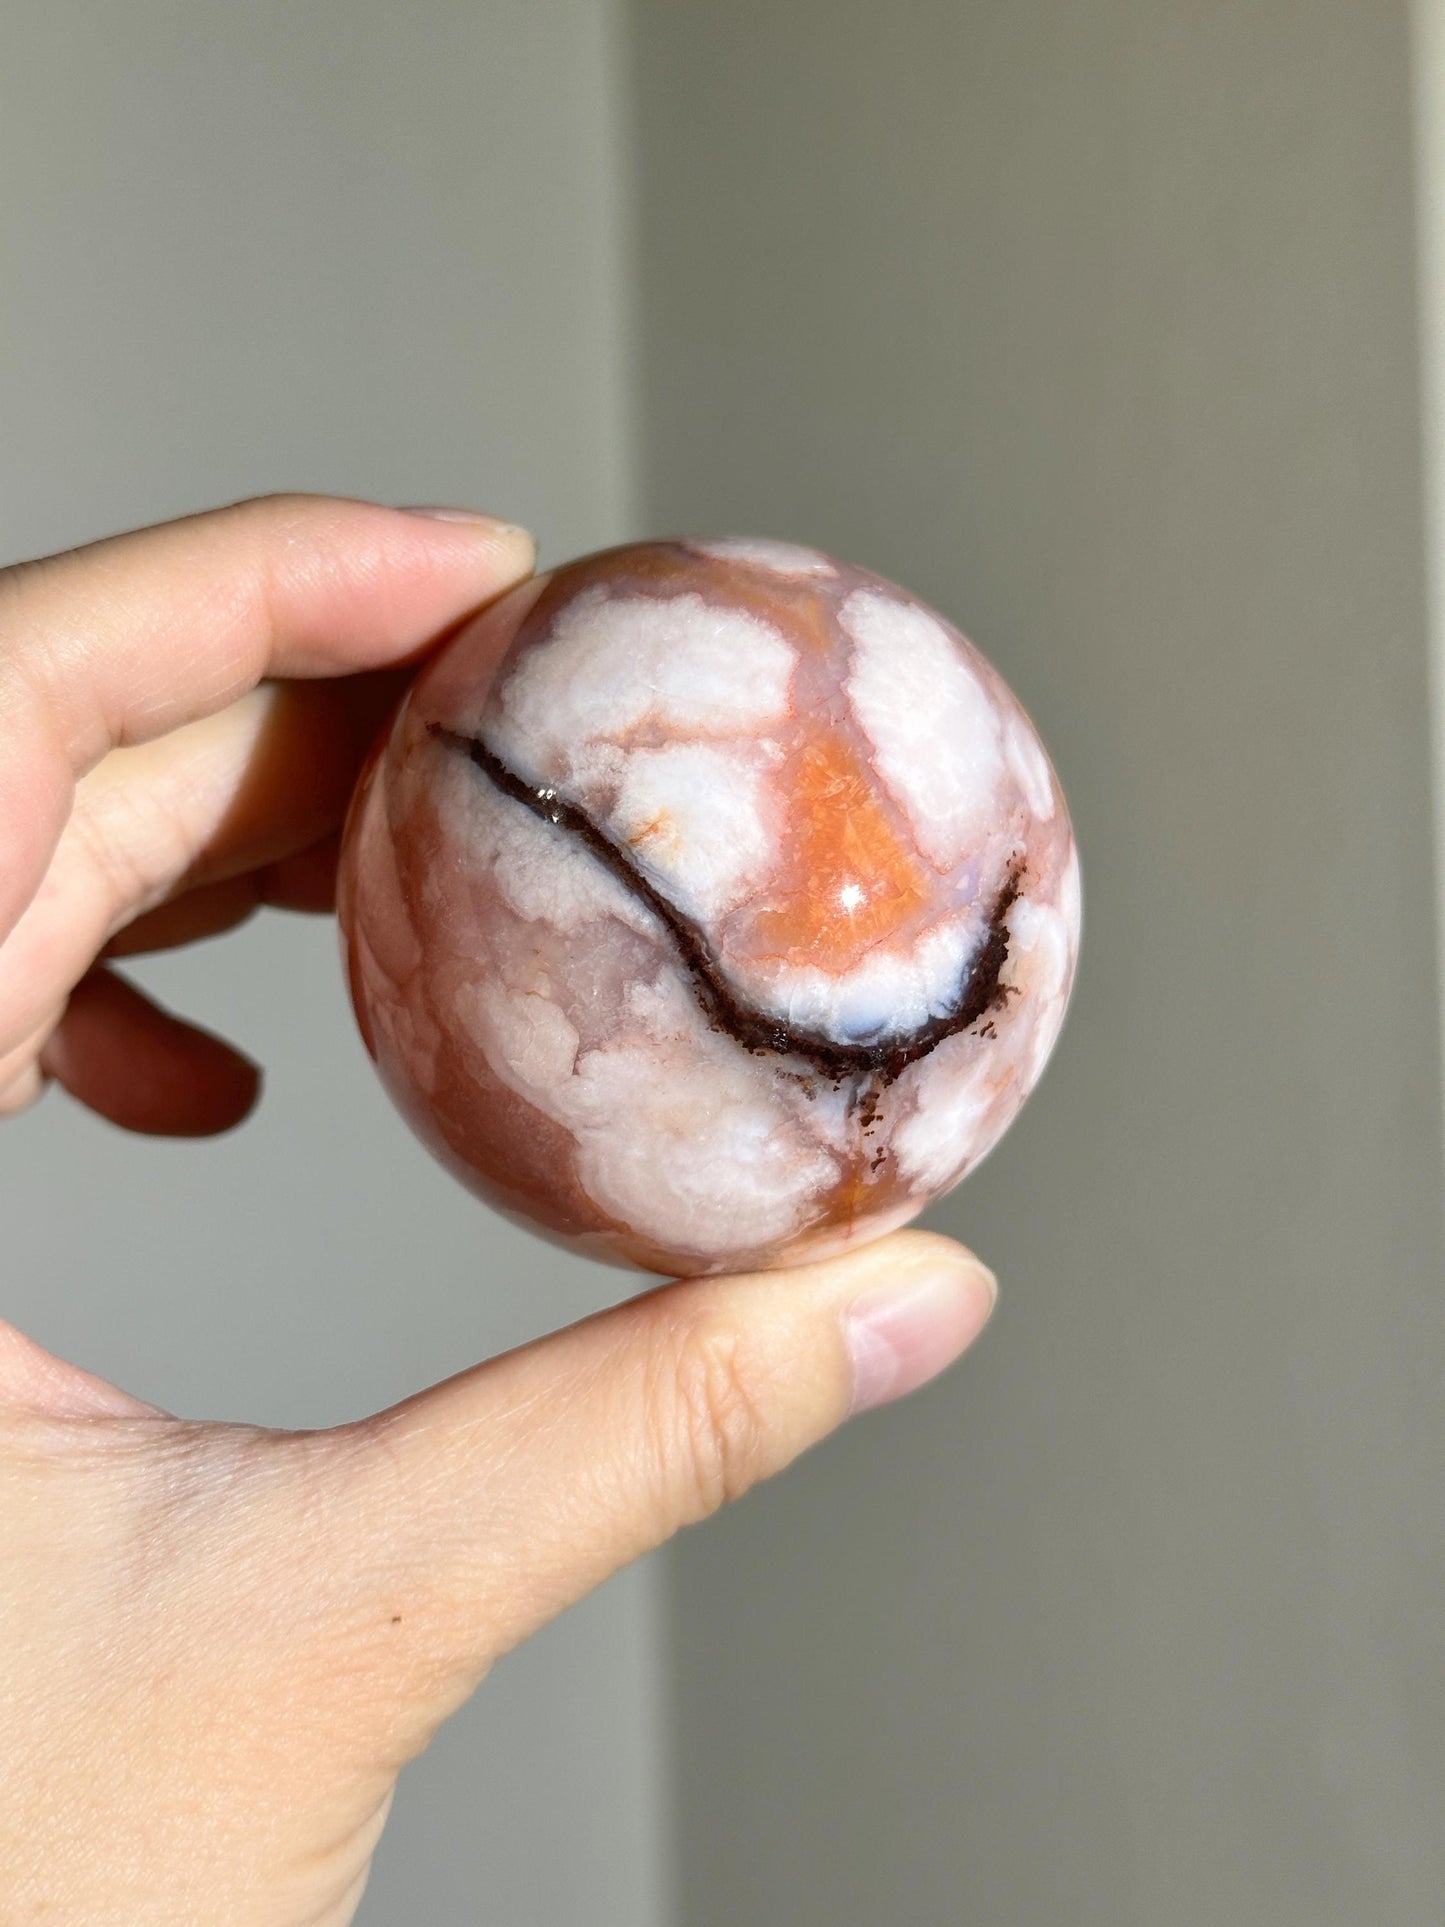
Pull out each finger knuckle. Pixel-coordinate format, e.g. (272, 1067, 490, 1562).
(0, 1064, 45, 1118)
(66, 789, 152, 921)
(662, 1315, 772, 1521)
(225, 490, 314, 528)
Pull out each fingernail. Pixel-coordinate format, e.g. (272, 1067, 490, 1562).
(395, 507, 536, 577)
(845, 1258, 997, 1416)
(397, 505, 530, 536)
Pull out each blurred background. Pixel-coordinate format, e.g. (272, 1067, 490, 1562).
(4, 3, 1445, 1921)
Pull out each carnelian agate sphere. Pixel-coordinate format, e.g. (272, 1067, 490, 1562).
(337, 537, 1080, 1277)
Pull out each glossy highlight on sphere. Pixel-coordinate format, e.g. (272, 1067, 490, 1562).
(336, 537, 1081, 1277)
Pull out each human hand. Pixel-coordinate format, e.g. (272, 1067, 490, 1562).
(0, 497, 996, 1924)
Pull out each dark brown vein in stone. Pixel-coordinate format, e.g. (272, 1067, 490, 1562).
(434, 724, 1020, 1084)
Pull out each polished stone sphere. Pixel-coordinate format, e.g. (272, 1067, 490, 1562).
(337, 537, 1080, 1276)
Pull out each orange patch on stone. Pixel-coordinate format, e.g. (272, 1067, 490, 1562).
(746, 729, 932, 971)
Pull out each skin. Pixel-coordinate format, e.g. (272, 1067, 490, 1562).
(0, 496, 996, 1925)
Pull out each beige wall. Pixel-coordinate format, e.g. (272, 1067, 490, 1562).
(0, 5, 663, 1921)
(630, 4, 1445, 1921)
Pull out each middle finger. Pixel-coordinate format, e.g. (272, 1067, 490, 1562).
(0, 674, 399, 1052)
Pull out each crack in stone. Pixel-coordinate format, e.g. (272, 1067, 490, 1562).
(434, 723, 1020, 1085)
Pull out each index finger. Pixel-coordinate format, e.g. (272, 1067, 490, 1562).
(0, 493, 535, 944)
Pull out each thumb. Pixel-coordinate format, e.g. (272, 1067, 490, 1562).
(311, 1230, 994, 1757)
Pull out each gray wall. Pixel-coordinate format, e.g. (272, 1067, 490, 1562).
(629, 4, 1445, 1923)
(0, 5, 663, 1922)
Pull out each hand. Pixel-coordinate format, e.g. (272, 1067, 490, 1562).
(0, 497, 996, 1924)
